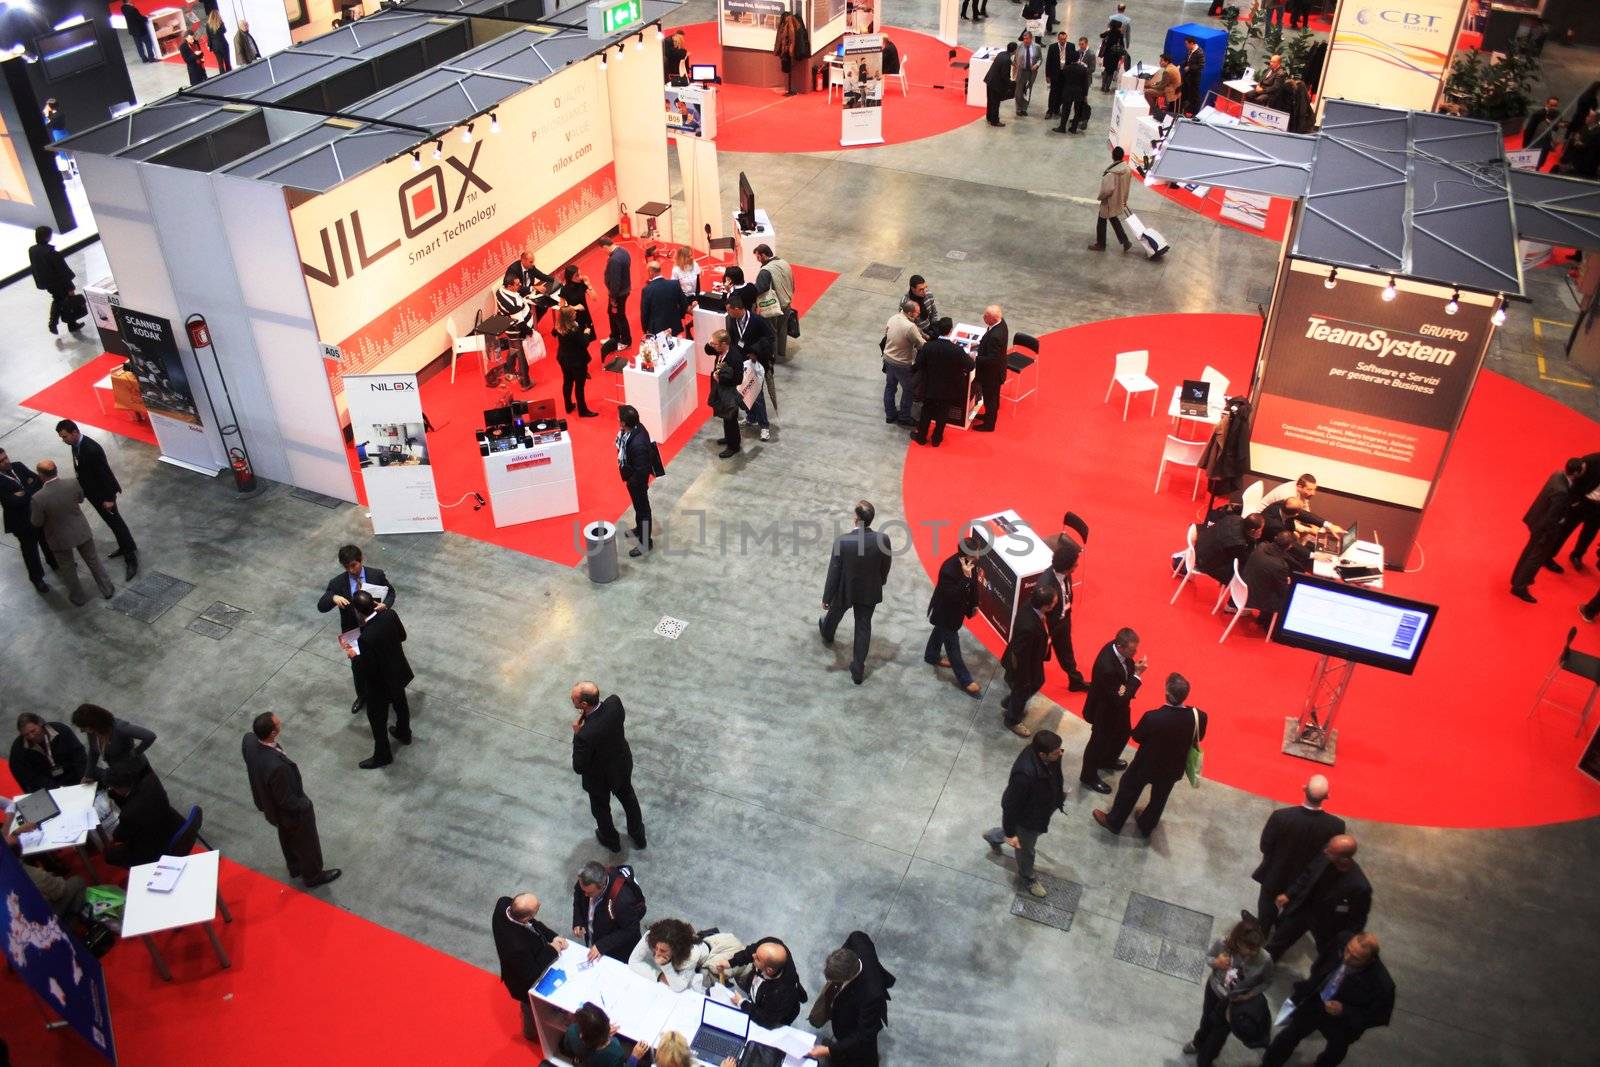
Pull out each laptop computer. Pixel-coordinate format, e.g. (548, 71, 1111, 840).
(1179, 379, 1211, 417)
(690, 998, 751, 1065)
(15, 790, 61, 825)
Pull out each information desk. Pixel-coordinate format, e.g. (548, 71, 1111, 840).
(1312, 539, 1386, 591)
(970, 509, 1055, 642)
(479, 428, 578, 527)
(966, 46, 1004, 108)
(624, 337, 697, 443)
(529, 944, 816, 1066)
(733, 208, 778, 283)
(934, 320, 984, 431)
(1109, 89, 1151, 150)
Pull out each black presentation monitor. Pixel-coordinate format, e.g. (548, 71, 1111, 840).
(1272, 574, 1438, 675)
(690, 63, 718, 82)
(483, 406, 514, 428)
(737, 171, 755, 231)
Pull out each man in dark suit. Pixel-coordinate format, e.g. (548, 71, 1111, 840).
(1242, 531, 1301, 622)
(316, 543, 397, 714)
(1000, 584, 1057, 738)
(983, 730, 1066, 897)
(1549, 449, 1600, 572)
(819, 500, 893, 685)
(570, 682, 646, 851)
(0, 448, 56, 593)
(984, 42, 1016, 126)
(1037, 540, 1088, 691)
(638, 261, 685, 336)
(1266, 834, 1373, 962)
(971, 304, 1008, 432)
(346, 589, 414, 769)
(492, 892, 567, 1039)
(1512, 456, 1583, 602)
(924, 535, 983, 696)
(599, 235, 632, 354)
(103, 761, 185, 868)
(1261, 931, 1396, 1067)
(1052, 46, 1093, 133)
(713, 936, 809, 1028)
(242, 712, 340, 886)
(1078, 627, 1146, 793)
(29, 227, 83, 335)
(505, 250, 555, 321)
(725, 295, 774, 369)
(1180, 36, 1205, 115)
(1253, 774, 1345, 932)
(910, 318, 974, 447)
(1093, 673, 1206, 837)
(1195, 511, 1264, 583)
(1043, 31, 1073, 119)
(9, 713, 87, 793)
(55, 420, 137, 579)
(571, 861, 647, 962)
(808, 931, 894, 1066)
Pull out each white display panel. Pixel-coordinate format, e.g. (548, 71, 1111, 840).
(344, 373, 443, 534)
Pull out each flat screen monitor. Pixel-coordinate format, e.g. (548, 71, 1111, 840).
(737, 171, 755, 231)
(1272, 574, 1437, 675)
(37, 24, 105, 81)
(483, 406, 514, 428)
(690, 63, 717, 82)
(1338, 522, 1359, 558)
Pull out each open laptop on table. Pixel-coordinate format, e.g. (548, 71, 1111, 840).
(1179, 379, 1211, 417)
(690, 998, 751, 1065)
(1313, 521, 1358, 560)
(14, 789, 61, 825)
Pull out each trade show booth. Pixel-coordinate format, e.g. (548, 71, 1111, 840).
(716, 0, 845, 89)
(58, 0, 682, 532)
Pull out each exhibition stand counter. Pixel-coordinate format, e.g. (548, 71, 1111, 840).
(733, 208, 778, 283)
(478, 426, 579, 528)
(530, 943, 817, 1065)
(624, 335, 697, 442)
(970, 509, 1055, 642)
(1109, 89, 1151, 151)
(966, 46, 1003, 108)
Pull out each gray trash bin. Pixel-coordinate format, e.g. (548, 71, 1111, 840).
(584, 520, 619, 584)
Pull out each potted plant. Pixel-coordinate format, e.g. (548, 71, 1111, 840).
(1445, 43, 1541, 131)
(1220, 7, 1256, 81)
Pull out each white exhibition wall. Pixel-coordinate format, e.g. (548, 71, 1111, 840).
(606, 32, 672, 237)
(229, 0, 295, 61)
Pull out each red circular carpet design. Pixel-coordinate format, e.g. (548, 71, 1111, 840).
(670, 22, 977, 153)
(901, 313, 1600, 829)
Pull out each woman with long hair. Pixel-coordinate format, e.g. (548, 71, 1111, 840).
(627, 918, 708, 991)
(1184, 914, 1273, 1065)
(559, 263, 596, 338)
(1097, 20, 1126, 93)
(205, 10, 232, 74)
(555, 306, 598, 417)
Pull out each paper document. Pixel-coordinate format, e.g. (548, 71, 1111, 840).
(44, 809, 93, 843)
(706, 981, 738, 1007)
(360, 582, 390, 602)
(338, 627, 361, 657)
(146, 856, 188, 893)
(750, 1022, 817, 1060)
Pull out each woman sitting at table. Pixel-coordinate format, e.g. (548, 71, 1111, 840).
(629, 1031, 728, 1067)
(628, 918, 710, 991)
(559, 264, 596, 338)
(71, 703, 155, 785)
(555, 307, 599, 418)
(560, 1002, 628, 1067)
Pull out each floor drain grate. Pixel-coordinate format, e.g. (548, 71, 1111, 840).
(186, 618, 232, 640)
(946, 249, 969, 261)
(1114, 926, 1210, 983)
(201, 601, 251, 626)
(107, 572, 194, 624)
(1011, 897, 1075, 931)
(289, 488, 344, 509)
(860, 262, 904, 282)
(1122, 892, 1213, 947)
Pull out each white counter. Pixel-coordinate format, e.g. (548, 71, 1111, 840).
(967, 46, 1003, 108)
(971, 509, 1058, 642)
(624, 337, 697, 443)
(481, 431, 578, 527)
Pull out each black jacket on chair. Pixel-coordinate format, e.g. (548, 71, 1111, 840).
(824, 527, 892, 607)
(571, 864, 647, 961)
(727, 936, 809, 1028)
(1252, 805, 1347, 892)
(317, 566, 396, 632)
(1278, 856, 1372, 938)
(70, 434, 121, 502)
(572, 695, 633, 790)
(8, 722, 87, 793)
(926, 550, 979, 629)
(491, 896, 559, 1001)
(999, 745, 1065, 836)
(826, 930, 895, 1067)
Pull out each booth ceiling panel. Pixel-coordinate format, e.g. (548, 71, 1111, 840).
(1509, 170, 1600, 250)
(1148, 121, 1315, 199)
(201, 52, 350, 99)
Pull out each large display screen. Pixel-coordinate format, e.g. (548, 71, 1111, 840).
(1273, 573, 1438, 675)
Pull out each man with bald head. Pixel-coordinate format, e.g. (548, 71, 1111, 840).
(1253, 774, 1346, 934)
(29, 457, 114, 605)
(571, 682, 646, 851)
(1262, 930, 1396, 1067)
(713, 935, 809, 1028)
(971, 304, 1008, 432)
(492, 891, 569, 1039)
(1266, 834, 1372, 963)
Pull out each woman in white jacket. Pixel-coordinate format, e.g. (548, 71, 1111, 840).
(628, 918, 709, 992)
(738, 352, 771, 442)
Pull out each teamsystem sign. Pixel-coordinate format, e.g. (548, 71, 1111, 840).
(1302, 316, 1466, 365)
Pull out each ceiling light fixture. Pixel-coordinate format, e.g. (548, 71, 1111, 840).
(1491, 298, 1507, 326)
(598, 54, 607, 70)
(411, 150, 421, 171)
(655, 26, 664, 41)
(461, 123, 474, 144)
(1323, 267, 1338, 290)
(634, 34, 644, 51)
(1445, 289, 1460, 315)
(432, 140, 443, 161)
(1381, 275, 1397, 301)
(489, 112, 500, 134)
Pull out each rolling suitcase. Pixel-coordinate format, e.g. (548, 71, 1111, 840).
(1122, 211, 1170, 259)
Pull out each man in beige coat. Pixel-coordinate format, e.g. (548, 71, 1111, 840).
(1143, 53, 1182, 117)
(1089, 145, 1133, 252)
(29, 459, 114, 605)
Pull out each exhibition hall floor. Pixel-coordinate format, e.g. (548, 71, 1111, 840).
(2, 1, 1599, 1064)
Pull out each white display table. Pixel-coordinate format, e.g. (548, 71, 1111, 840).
(970, 509, 1057, 642)
(624, 337, 697, 443)
(122, 849, 233, 981)
(692, 306, 724, 373)
(1109, 89, 1151, 150)
(967, 46, 1004, 108)
(733, 208, 777, 283)
(9, 783, 103, 865)
(480, 430, 579, 527)
(529, 944, 817, 1066)
(1313, 539, 1386, 590)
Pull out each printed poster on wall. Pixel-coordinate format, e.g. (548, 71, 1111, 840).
(343, 373, 443, 534)
(111, 306, 202, 426)
(720, 0, 787, 49)
(1319, 0, 1468, 115)
(1, 847, 117, 1063)
(1251, 262, 1494, 509)
(287, 59, 617, 390)
(840, 34, 885, 147)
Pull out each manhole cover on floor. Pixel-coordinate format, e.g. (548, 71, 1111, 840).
(860, 262, 904, 282)
(201, 601, 252, 626)
(108, 572, 194, 623)
(186, 618, 232, 640)
(1033, 872, 1084, 914)
(1011, 897, 1075, 931)
(1113, 926, 1209, 983)
(1122, 891, 1214, 947)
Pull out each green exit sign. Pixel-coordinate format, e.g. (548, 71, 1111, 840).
(586, 0, 643, 38)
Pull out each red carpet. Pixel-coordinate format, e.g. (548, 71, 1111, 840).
(0, 767, 538, 1066)
(1146, 179, 1293, 243)
(20, 352, 159, 448)
(670, 22, 977, 153)
(901, 313, 1600, 829)
(394, 243, 838, 566)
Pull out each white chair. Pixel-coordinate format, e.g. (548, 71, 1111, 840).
(1241, 478, 1265, 516)
(450, 332, 487, 384)
(1201, 364, 1230, 398)
(1170, 524, 1199, 604)
(827, 61, 846, 103)
(893, 55, 909, 96)
(1155, 435, 1207, 499)
(1105, 349, 1158, 420)
(1212, 558, 1274, 643)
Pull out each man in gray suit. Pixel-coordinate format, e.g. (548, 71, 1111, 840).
(242, 712, 341, 887)
(29, 459, 113, 606)
(819, 500, 893, 685)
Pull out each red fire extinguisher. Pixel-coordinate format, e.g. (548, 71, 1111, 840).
(228, 448, 257, 493)
(618, 203, 632, 240)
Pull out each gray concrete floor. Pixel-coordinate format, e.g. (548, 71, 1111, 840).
(2, 2, 1598, 1064)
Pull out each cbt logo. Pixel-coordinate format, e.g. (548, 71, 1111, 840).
(300, 142, 493, 288)
(1354, 6, 1445, 31)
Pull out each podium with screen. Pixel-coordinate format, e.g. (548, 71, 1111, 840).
(1272, 574, 1440, 763)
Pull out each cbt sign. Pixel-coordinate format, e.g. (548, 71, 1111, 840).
(1354, 6, 1449, 32)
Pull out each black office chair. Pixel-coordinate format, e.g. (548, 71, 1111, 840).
(1529, 627, 1600, 737)
(1004, 332, 1040, 404)
(1060, 511, 1089, 599)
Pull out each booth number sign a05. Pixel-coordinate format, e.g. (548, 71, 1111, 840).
(587, 0, 642, 37)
